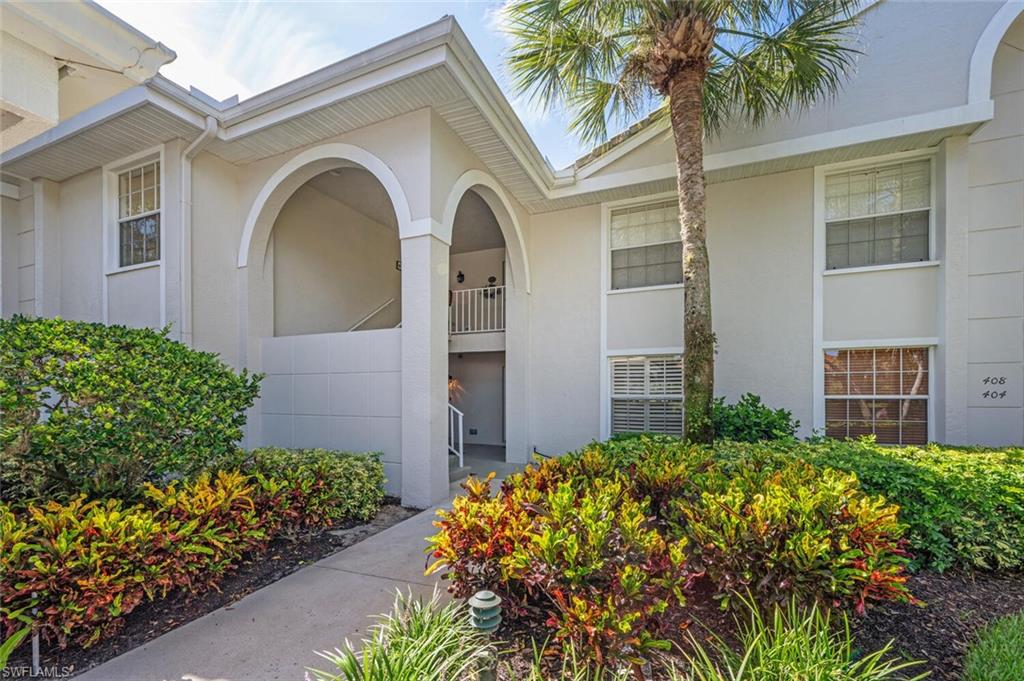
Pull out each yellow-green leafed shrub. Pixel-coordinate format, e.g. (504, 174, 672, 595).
(716, 439, 1024, 571)
(675, 460, 914, 614)
(1, 453, 385, 649)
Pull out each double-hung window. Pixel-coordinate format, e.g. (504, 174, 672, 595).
(610, 355, 683, 436)
(610, 199, 683, 290)
(117, 161, 161, 267)
(824, 347, 929, 445)
(825, 160, 930, 270)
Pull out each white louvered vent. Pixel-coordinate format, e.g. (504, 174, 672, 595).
(610, 355, 683, 436)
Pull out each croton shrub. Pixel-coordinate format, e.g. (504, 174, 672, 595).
(0, 316, 262, 501)
(716, 439, 1024, 572)
(0, 450, 384, 648)
(427, 438, 914, 665)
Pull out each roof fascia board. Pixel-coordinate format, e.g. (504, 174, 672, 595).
(1, 86, 148, 169)
(575, 118, 670, 179)
(218, 45, 450, 141)
(2, 0, 175, 83)
(547, 101, 993, 200)
(443, 23, 557, 188)
(218, 16, 457, 127)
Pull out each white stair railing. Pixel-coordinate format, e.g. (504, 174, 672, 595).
(448, 403, 464, 467)
(450, 285, 505, 334)
(348, 298, 395, 332)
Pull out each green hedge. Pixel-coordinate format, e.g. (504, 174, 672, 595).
(1, 449, 384, 648)
(715, 439, 1024, 571)
(0, 316, 261, 500)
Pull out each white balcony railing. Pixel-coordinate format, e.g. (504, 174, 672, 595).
(450, 285, 505, 334)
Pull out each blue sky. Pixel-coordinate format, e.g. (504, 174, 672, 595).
(97, 1, 592, 169)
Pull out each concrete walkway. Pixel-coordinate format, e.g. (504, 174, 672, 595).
(77, 483, 464, 681)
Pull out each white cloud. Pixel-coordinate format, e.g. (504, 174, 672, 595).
(97, 1, 346, 102)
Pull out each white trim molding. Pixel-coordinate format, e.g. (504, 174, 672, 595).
(968, 1, 1024, 104)
(441, 169, 532, 293)
(237, 142, 413, 268)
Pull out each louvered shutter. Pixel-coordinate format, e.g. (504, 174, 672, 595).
(610, 355, 683, 436)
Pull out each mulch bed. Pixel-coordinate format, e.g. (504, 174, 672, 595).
(6, 501, 419, 679)
(495, 570, 1024, 680)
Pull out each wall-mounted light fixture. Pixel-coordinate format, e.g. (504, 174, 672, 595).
(456, 270, 465, 283)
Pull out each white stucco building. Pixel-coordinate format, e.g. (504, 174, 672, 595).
(2, 1, 1023, 507)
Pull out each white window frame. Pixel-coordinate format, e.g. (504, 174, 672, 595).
(821, 342, 935, 445)
(608, 354, 684, 437)
(103, 146, 164, 276)
(602, 193, 685, 294)
(101, 145, 165, 327)
(818, 150, 939, 276)
(811, 149, 941, 439)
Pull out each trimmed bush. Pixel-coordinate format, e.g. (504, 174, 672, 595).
(712, 393, 799, 442)
(216, 448, 386, 528)
(717, 439, 1024, 571)
(0, 316, 261, 500)
(963, 612, 1024, 681)
(0, 450, 384, 648)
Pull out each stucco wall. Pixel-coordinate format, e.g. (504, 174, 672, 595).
(57, 169, 102, 322)
(191, 151, 243, 366)
(449, 350, 505, 446)
(527, 204, 603, 455)
(823, 266, 939, 341)
(107, 265, 160, 328)
(964, 17, 1024, 445)
(272, 184, 401, 336)
(258, 329, 403, 495)
(450, 247, 505, 290)
(707, 170, 815, 432)
(1, 191, 34, 316)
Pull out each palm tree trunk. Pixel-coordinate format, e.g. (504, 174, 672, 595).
(668, 65, 714, 444)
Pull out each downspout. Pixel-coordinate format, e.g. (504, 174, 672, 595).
(180, 115, 219, 345)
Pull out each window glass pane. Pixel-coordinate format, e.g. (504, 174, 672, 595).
(118, 215, 160, 267)
(849, 241, 872, 267)
(823, 347, 928, 444)
(610, 243, 683, 289)
(826, 244, 848, 269)
(848, 172, 874, 217)
(825, 175, 849, 220)
(824, 162, 930, 270)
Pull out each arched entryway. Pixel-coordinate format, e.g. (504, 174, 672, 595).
(237, 143, 412, 497)
(442, 170, 531, 468)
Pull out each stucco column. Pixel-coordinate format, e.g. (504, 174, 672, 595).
(33, 178, 60, 317)
(504, 285, 530, 463)
(400, 232, 450, 507)
(937, 136, 970, 443)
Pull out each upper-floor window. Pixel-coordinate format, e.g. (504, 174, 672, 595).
(117, 161, 160, 267)
(610, 199, 683, 290)
(825, 160, 930, 270)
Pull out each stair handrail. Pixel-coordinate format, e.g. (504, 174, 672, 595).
(348, 298, 395, 332)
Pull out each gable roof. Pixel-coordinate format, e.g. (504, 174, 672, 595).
(2, 2, 1020, 213)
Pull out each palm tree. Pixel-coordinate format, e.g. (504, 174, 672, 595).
(503, 0, 860, 443)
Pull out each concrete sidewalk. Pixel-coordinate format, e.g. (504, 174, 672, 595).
(77, 486, 459, 681)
